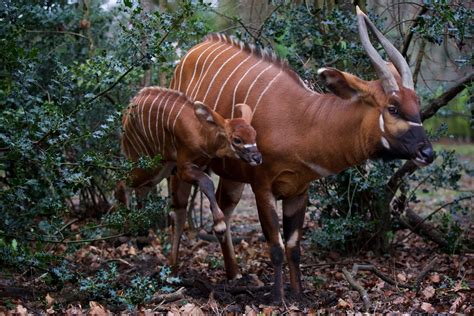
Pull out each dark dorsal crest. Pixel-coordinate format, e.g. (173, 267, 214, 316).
(204, 33, 311, 92)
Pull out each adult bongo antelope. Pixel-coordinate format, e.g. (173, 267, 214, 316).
(169, 7, 434, 302)
(118, 87, 262, 262)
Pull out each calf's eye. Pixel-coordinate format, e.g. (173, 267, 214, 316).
(233, 137, 242, 145)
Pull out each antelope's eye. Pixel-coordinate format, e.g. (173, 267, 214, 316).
(232, 137, 242, 145)
(388, 105, 399, 115)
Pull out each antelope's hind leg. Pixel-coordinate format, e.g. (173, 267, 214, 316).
(215, 178, 245, 280)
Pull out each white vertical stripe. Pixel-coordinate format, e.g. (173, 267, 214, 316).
(160, 92, 174, 151)
(214, 54, 252, 111)
(172, 102, 187, 138)
(162, 94, 180, 155)
(127, 112, 150, 157)
(185, 42, 221, 96)
(189, 43, 228, 98)
(147, 94, 161, 151)
(231, 59, 263, 118)
(175, 41, 211, 91)
(167, 95, 184, 154)
(155, 91, 171, 152)
(243, 64, 274, 105)
(202, 48, 243, 105)
(191, 45, 234, 100)
(138, 93, 152, 142)
(133, 94, 153, 156)
(253, 69, 282, 115)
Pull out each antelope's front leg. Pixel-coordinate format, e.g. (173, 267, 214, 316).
(169, 176, 192, 270)
(282, 191, 307, 297)
(254, 188, 285, 303)
(177, 163, 226, 235)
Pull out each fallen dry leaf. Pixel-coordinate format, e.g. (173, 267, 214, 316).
(179, 303, 204, 316)
(244, 305, 257, 316)
(397, 272, 407, 282)
(392, 296, 405, 305)
(46, 306, 55, 314)
(65, 304, 83, 315)
(449, 293, 466, 313)
(45, 293, 55, 307)
(11, 304, 28, 316)
(337, 298, 352, 309)
(128, 245, 137, 256)
(88, 301, 108, 316)
(429, 273, 440, 283)
(421, 302, 435, 313)
(422, 285, 436, 299)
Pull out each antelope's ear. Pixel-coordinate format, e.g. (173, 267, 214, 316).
(234, 103, 253, 124)
(317, 67, 369, 99)
(194, 101, 226, 129)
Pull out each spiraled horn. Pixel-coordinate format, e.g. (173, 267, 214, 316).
(357, 6, 414, 90)
(356, 6, 399, 93)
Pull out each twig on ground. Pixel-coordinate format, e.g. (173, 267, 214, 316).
(150, 287, 186, 304)
(106, 258, 133, 267)
(351, 264, 410, 288)
(415, 257, 437, 292)
(342, 267, 371, 312)
(301, 261, 353, 268)
(197, 232, 245, 244)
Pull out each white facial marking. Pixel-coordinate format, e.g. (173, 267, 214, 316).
(243, 143, 257, 148)
(287, 231, 299, 248)
(317, 68, 328, 75)
(407, 121, 423, 127)
(379, 114, 385, 133)
(195, 107, 207, 115)
(381, 136, 390, 149)
(206, 115, 214, 122)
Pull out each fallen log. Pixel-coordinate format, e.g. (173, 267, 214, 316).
(399, 208, 449, 248)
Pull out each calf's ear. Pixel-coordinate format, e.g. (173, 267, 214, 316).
(194, 101, 226, 129)
(317, 67, 370, 99)
(234, 103, 253, 124)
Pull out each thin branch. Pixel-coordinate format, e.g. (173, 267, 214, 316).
(421, 72, 474, 121)
(412, 40, 426, 87)
(351, 264, 409, 288)
(402, 195, 473, 241)
(25, 30, 89, 40)
(415, 257, 437, 291)
(342, 267, 371, 311)
(401, 5, 428, 59)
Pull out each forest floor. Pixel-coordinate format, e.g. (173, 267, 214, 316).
(1, 143, 473, 315)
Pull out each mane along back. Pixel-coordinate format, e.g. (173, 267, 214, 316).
(204, 33, 311, 91)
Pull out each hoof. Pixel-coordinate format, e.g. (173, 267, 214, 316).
(213, 220, 226, 234)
